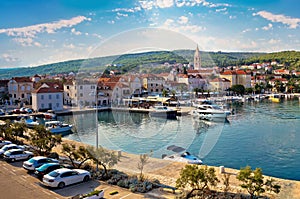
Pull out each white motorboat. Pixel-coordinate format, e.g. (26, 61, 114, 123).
(149, 106, 177, 119)
(191, 101, 231, 121)
(45, 121, 72, 134)
(162, 145, 202, 165)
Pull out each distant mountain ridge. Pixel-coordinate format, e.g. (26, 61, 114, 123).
(0, 50, 299, 79)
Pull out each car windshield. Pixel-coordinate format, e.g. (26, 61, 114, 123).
(28, 158, 36, 163)
(1, 146, 10, 150)
(48, 171, 60, 177)
(38, 164, 52, 170)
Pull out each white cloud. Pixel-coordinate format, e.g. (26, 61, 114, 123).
(255, 11, 300, 29)
(215, 7, 227, 12)
(229, 15, 236, 19)
(1, 53, 20, 62)
(92, 33, 102, 39)
(268, 39, 280, 44)
(63, 43, 76, 49)
(156, 0, 174, 8)
(242, 28, 251, 33)
(71, 28, 82, 35)
(162, 17, 205, 33)
(0, 16, 91, 46)
(139, 0, 230, 10)
(262, 23, 273, 31)
(108, 20, 115, 24)
(178, 16, 189, 24)
(117, 12, 129, 17)
(112, 7, 141, 13)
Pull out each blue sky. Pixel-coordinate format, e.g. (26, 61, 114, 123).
(0, 0, 300, 68)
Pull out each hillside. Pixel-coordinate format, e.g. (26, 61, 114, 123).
(0, 50, 299, 79)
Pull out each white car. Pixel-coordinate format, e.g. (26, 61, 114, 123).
(0, 140, 12, 148)
(0, 144, 25, 156)
(3, 149, 34, 162)
(23, 156, 59, 171)
(42, 168, 91, 188)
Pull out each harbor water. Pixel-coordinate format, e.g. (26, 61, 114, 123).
(61, 100, 300, 181)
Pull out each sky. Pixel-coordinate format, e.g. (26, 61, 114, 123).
(0, 0, 300, 68)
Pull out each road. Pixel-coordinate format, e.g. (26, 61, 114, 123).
(0, 159, 153, 199)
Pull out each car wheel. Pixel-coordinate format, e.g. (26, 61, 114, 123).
(10, 158, 15, 162)
(83, 175, 90, 182)
(58, 182, 65, 189)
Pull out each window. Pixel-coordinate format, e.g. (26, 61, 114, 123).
(80, 93, 83, 97)
(41, 95, 44, 100)
(66, 86, 69, 89)
(56, 94, 59, 99)
(56, 103, 59, 107)
(13, 85, 17, 91)
(21, 86, 25, 91)
(21, 94, 24, 98)
(41, 104, 44, 108)
(49, 95, 52, 100)
(91, 86, 95, 89)
(80, 86, 83, 89)
(27, 86, 31, 91)
(13, 94, 16, 98)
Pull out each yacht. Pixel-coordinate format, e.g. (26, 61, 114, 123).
(191, 101, 231, 121)
(45, 121, 72, 134)
(149, 105, 177, 119)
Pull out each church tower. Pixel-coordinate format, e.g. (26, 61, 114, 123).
(194, 45, 201, 70)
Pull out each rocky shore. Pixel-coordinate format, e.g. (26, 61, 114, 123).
(54, 138, 300, 199)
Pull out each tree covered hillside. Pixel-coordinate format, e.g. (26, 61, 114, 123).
(0, 50, 299, 79)
(242, 51, 300, 70)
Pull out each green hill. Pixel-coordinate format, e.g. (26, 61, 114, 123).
(0, 50, 299, 79)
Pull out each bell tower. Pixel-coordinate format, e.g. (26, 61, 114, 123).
(194, 45, 201, 70)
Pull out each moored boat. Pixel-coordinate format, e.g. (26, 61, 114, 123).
(149, 106, 177, 119)
(268, 94, 284, 103)
(191, 101, 231, 121)
(162, 145, 202, 165)
(45, 121, 72, 134)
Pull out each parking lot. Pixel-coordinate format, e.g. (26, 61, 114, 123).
(0, 159, 152, 199)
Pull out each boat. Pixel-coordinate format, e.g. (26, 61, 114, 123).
(191, 101, 231, 121)
(15, 115, 40, 128)
(43, 110, 57, 120)
(162, 145, 202, 165)
(149, 106, 177, 119)
(45, 121, 72, 134)
(268, 94, 283, 103)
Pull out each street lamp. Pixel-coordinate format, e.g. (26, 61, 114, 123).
(89, 90, 99, 171)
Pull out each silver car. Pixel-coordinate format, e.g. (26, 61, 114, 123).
(42, 168, 91, 188)
(3, 149, 34, 162)
(0, 144, 25, 157)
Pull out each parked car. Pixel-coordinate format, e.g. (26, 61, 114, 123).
(25, 108, 33, 114)
(35, 163, 63, 180)
(23, 156, 59, 171)
(0, 109, 5, 115)
(3, 149, 34, 162)
(0, 140, 12, 148)
(12, 109, 20, 114)
(0, 144, 25, 157)
(42, 168, 91, 188)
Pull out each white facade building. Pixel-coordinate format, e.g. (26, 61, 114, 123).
(32, 83, 64, 111)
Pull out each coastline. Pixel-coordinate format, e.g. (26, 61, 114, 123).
(56, 138, 300, 199)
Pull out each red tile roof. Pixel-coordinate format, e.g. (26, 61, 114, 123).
(33, 83, 63, 93)
(12, 77, 32, 83)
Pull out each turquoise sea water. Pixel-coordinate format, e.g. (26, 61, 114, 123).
(61, 100, 300, 181)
